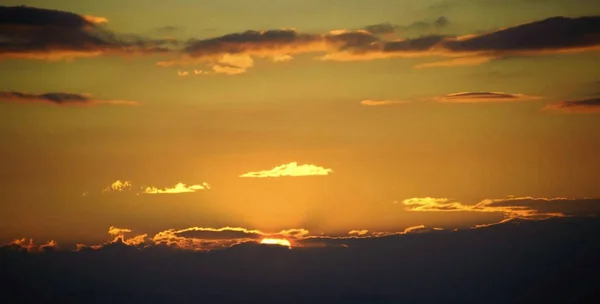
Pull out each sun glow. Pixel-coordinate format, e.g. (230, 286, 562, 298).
(260, 238, 292, 248)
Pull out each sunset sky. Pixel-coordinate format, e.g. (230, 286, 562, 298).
(1, 0, 600, 250)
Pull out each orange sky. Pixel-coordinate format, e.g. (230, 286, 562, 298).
(1, 0, 600, 249)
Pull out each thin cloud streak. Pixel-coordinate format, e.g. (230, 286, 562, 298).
(360, 100, 410, 106)
(239, 162, 333, 178)
(0, 91, 139, 106)
(543, 97, 600, 113)
(436, 92, 539, 103)
(143, 182, 211, 194)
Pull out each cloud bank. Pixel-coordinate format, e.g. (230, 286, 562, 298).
(157, 15, 600, 74)
(0, 5, 175, 60)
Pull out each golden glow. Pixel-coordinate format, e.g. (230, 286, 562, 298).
(260, 238, 292, 248)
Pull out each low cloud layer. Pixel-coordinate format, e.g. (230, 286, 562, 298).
(543, 97, 600, 113)
(0, 5, 174, 60)
(157, 15, 600, 74)
(0, 91, 139, 106)
(436, 92, 539, 103)
(239, 162, 333, 178)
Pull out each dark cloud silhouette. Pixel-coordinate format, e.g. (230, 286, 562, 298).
(0, 91, 139, 106)
(160, 15, 600, 71)
(544, 97, 600, 113)
(2, 218, 599, 303)
(0, 5, 175, 60)
(436, 91, 539, 102)
(445, 16, 600, 53)
(364, 16, 450, 35)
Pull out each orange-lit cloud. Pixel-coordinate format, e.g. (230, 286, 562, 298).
(102, 180, 133, 193)
(239, 162, 333, 178)
(143, 182, 210, 194)
(0, 91, 140, 106)
(82, 14, 109, 24)
(543, 97, 600, 113)
(360, 99, 410, 106)
(0, 5, 173, 61)
(348, 229, 369, 236)
(436, 92, 539, 103)
(402, 196, 570, 220)
(177, 70, 189, 77)
(5, 238, 58, 252)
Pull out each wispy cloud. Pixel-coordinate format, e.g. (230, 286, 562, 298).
(360, 99, 410, 106)
(0, 5, 175, 60)
(143, 182, 210, 194)
(0, 91, 139, 106)
(239, 162, 333, 178)
(436, 92, 539, 103)
(543, 97, 600, 113)
(400, 196, 600, 222)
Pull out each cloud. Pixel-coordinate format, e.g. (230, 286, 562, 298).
(436, 92, 539, 103)
(360, 99, 410, 106)
(157, 15, 600, 72)
(0, 5, 174, 60)
(4, 239, 58, 252)
(543, 97, 600, 113)
(77, 226, 147, 250)
(3, 217, 599, 303)
(177, 70, 189, 77)
(142, 182, 210, 194)
(348, 229, 369, 236)
(151, 226, 306, 251)
(413, 55, 496, 68)
(443, 16, 600, 54)
(102, 180, 132, 193)
(239, 162, 333, 178)
(0, 91, 139, 106)
(364, 16, 450, 35)
(108, 226, 132, 236)
(401, 196, 600, 222)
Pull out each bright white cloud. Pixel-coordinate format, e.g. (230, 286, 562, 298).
(239, 162, 333, 178)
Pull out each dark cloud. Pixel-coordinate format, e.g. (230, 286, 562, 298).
(544, 97, 600, 113)
(364, 16, 450, 35)
(444, 16, 600, 53)
(383, 35, 446, 52)
(1, 218, 599, 303)
(436, 91, 538, 103)
(0, 91, 138, 106)
(176, 228, 263, 240)
(0, 5, 175, 60)
(184, 29, 320, 58)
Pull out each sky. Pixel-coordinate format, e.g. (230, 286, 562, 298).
(1, 0, 600, 250)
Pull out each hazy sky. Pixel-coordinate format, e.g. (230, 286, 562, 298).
(1, 0, 599, 247)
